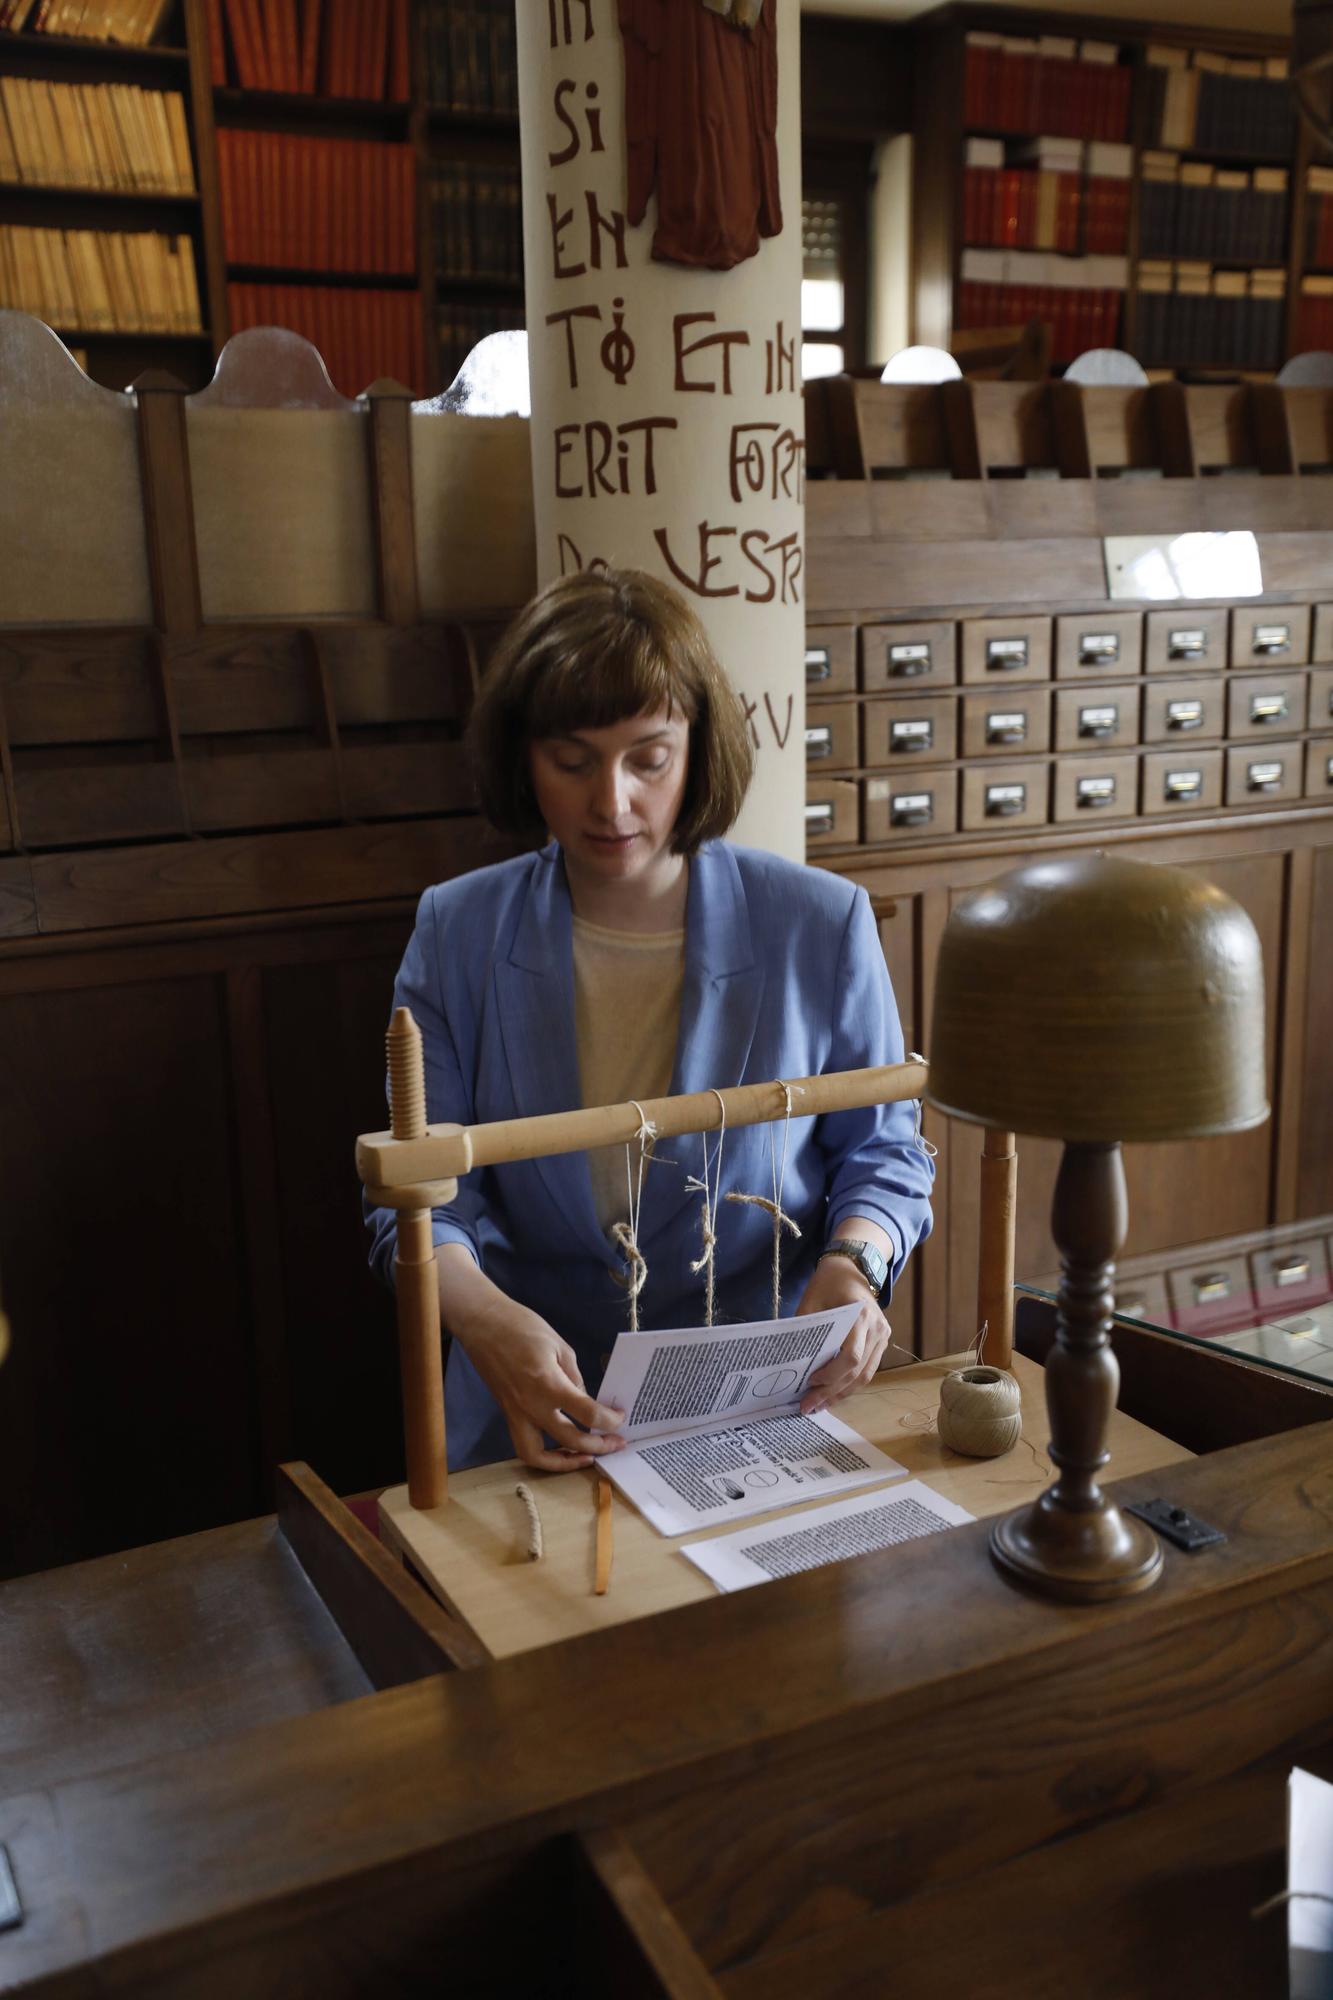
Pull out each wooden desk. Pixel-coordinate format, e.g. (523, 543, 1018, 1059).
(378, 1351, 1192, 1659)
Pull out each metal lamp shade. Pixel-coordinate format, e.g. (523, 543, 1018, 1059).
(926, 855, 1268, 1145)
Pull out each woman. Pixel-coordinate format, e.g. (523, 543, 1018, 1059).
(367, 568, 933, 1472)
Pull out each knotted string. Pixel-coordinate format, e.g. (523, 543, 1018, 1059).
(726, 1079, 802, 1320)
(906, 1052, 938, 1160)
(685, 1089, 727, 1327)
(609, 1099, 654, 1331)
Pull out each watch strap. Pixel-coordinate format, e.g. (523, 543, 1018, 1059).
(818, 1238, 888, 1297)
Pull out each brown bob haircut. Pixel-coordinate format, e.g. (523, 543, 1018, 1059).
(468, 567, 755, 855)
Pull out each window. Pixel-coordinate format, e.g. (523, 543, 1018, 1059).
(802, 197, 846, 380)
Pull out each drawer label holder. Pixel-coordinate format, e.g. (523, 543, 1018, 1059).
(1076, 774, 1117, 806)
(985, 782, 1027, 816)
(804, 802, 835, 835)
(1078, 633, 1121, 664)
(1165, 768, 1203, 801)
(985, 710, 1027, 743)
(1249, 692, 1289, 724)
(889, 792, 934, 827)
(986, 638, 1029, 671)
(1253, 624, 1292, 655)
(1078, 705, 1119, 738)
(805, 725, 833, 760)
(1247, 760, 1283, 791)
(890, 719, 934, 751)
(805, 646, 832, 684)
(1168, 628, 1208, 659)
(888, 643, 932, 676)
(1166, 699, 1204, 731)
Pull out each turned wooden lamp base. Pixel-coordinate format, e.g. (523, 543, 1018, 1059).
(990, 1139, 1164, 1602)
(990, 1491, 1163, 1602)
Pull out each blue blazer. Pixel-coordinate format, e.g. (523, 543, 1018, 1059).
(367, 840, 934, 1468)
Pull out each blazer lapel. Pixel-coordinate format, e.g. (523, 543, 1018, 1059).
(640, 841, 764, 1248)
(494, 846, 609, 1260)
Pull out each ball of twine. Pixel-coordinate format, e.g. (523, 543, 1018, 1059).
(937, 1366, 1023, 1458)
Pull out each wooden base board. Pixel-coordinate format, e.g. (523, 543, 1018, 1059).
(378, 1351, 1192, 1660)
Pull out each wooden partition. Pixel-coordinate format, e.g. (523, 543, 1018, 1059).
(0, 314, 533, 1575)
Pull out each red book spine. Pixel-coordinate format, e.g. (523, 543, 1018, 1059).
(368, 0, 388, 103)
(299, 0, 320, 93)
(224, 0, 258, 89)
(400, 144, 415, 273)
(388, 0, 409, 104)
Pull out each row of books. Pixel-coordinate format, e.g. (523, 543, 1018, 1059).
(958, 250, 1127, 366)
(430, 161, 521, 286)
(1306, 170, 1333, 272)
(0, 79, 193, 194)
(227, 279, 423, 396)
(0, 0, 170, 39)
(217, 131, 414, 275)
(963, 33, 1131, 142)
(438, 299, 523, 390)
(1144, 46, 1293, 162)
(963, 139, 1130, 255)
(422, 0, 517, 116)
(1135, 271, 1285, 370)
(0, 224, 201, 332)
(1139, 154, 1288, 265)
(1296, 279, 1333, 354)
(206, 0, 410, 101)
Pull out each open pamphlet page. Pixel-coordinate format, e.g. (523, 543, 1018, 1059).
(1288, 1766, 1333, 2000)
(682, 1480, 976, 1593)
(597, 1305, 908, 1537)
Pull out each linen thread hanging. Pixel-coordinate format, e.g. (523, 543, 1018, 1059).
(725, 1080, 803, 1320)
(609, 1099, 655, 1331)
(685, 1089, 727, 1326)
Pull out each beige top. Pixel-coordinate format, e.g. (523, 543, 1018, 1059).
(573, 915, 686, 1234)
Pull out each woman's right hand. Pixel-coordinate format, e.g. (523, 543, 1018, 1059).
(455, 1294, 626, 1473)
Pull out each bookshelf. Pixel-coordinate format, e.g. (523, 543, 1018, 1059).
(912, 7, 1304, 382)
(0, 0, 216, 387)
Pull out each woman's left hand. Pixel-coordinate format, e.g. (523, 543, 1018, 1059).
(794, 1255, 890, 1414)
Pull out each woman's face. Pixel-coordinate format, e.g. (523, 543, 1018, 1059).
(528, 706, 691, 889)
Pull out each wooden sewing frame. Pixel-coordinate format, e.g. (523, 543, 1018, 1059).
(357, 1009, 1187, 1658)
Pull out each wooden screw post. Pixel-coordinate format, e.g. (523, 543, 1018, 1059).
(977, 1127, 1016, 1369)
(388, 1006, 448, 1509)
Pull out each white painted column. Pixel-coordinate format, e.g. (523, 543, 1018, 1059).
(518, 1, 805, 861)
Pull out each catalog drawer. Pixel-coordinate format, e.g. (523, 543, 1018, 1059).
(1144, 608, 1229, 673)
(1141, 676, 1225, 744)
(1140, 747, 1223, 815)
(959, 759, 1049, 831)
(804, 700, 858, 772)
(1224, 740, 1303, 806)
(1226, 672, 1307, 741)
(1054, 612, 1143, 680)
(804, 778, 859, 848)
(860, 621, 957, 692)
(958, 689, 1051, 759)
(1112, 1272, 1172, 1328)
(1231, 604, 1311, 668)
(1053, 682, 1140, 751)
(861, 696, 956, 767)
(1052, 753, 1138, 824)
(862, 772, 957, 844)
(1250, 1235, 1331, 1319)
(805, 626, 856, 695)
(1167, 1253, 1253, 1335)
(959, 617, 1051, 687)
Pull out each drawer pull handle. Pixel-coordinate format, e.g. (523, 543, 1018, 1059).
(1193, 1272, 1232, 1303)
(1165, 769, 1203, 801)
(1077, 776, 1117, 807)
(1249, 693, 1289, 724)
(1078, 633, 1120, 665)
(805, 726, 832, 760)
(985, 711, 1027, 744)
(889, 643, 932, 677)
(1168, 629, 1207, 660)
(1166, 700, 1204, 731)
(1274, 1257, 1311, 1286)
(1253, 625, 1291, 655)
(890, 720, 934, 752)
(1078, 705, 1118, 739)
(804, 804, 835, 836)
(890, 793, 934, 828)
(1325, 754, 1333, 786)
(985, 783, 1027, 817)
(986, 638, 1029, 671)
(1247, 760, 1283, 792)
(805, 647, 832, 685)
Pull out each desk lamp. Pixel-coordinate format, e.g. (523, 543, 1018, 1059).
(927, 855, 1267, 1601)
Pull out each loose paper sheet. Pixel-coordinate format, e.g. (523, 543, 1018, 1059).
(596, 1306, 906, 1537)
(1289, 1766, 1333, 2000)
(599, 1305, 860, 1440)
(602, 1404, 907, 1538)
(681, 1479, 976, 1593)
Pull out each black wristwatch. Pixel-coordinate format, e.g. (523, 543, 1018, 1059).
(818, 1238, 889, 1298)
